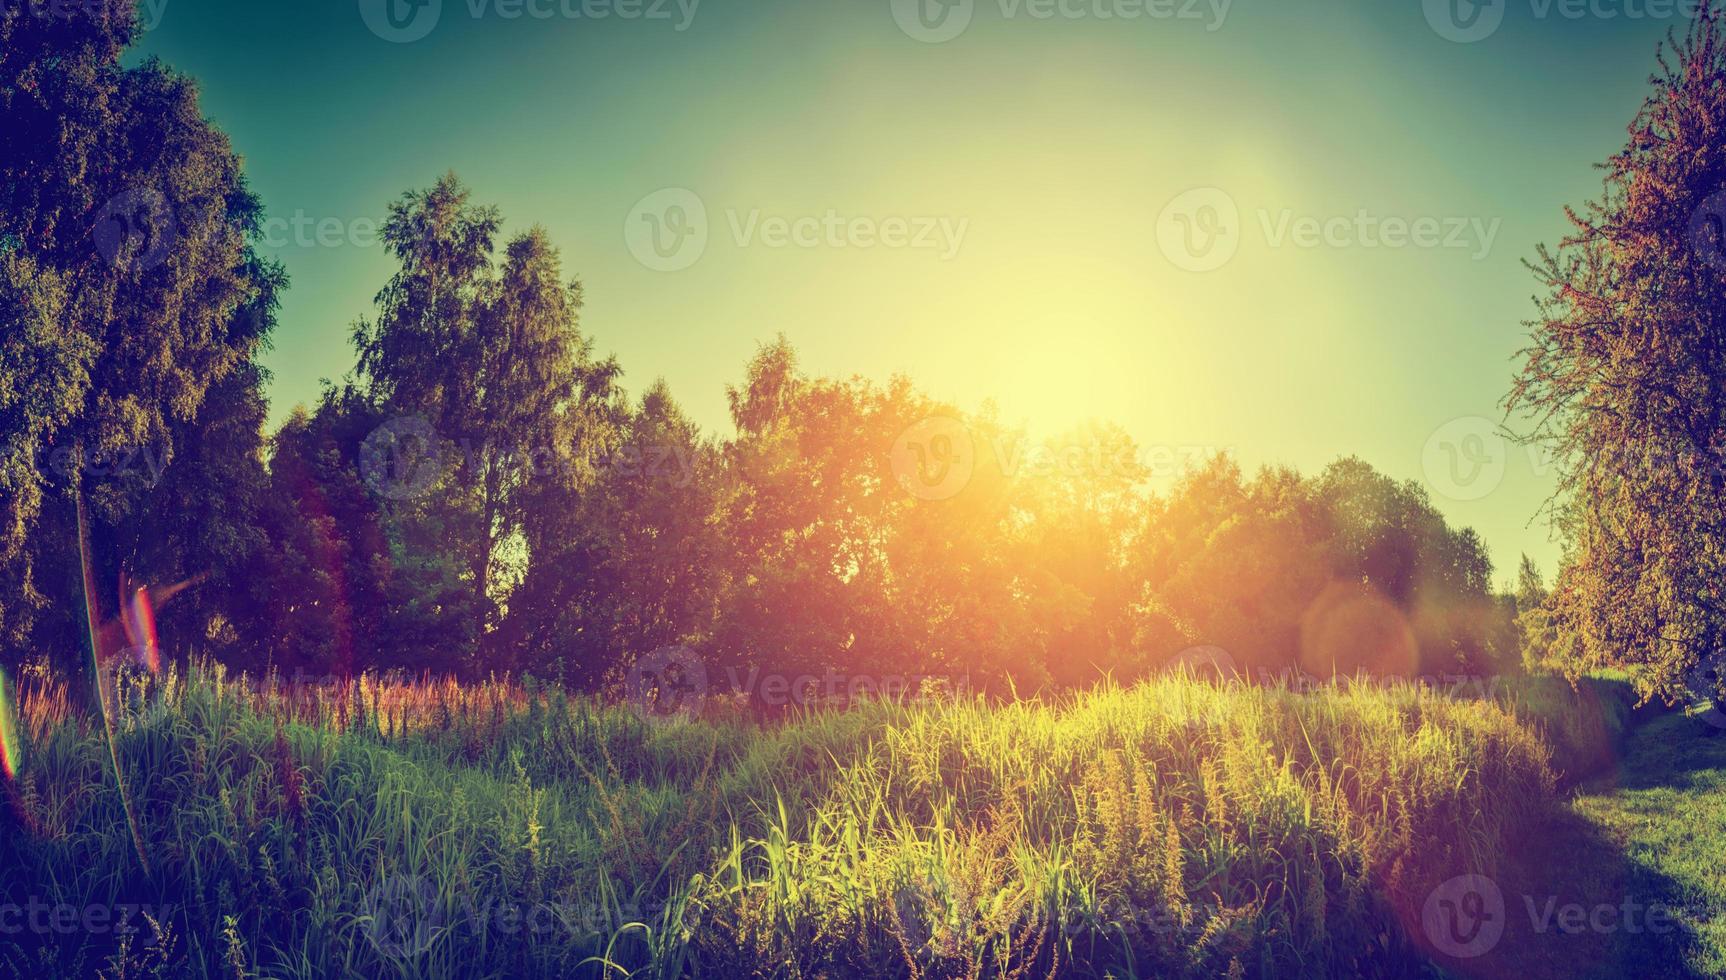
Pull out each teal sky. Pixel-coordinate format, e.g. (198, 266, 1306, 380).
(134, 0, 1687, 582)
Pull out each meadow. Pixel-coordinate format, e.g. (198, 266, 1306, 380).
(12, 4, 1726, 980)
(0, 664, 1639, 979)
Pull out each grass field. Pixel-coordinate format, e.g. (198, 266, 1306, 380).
(1572, 712, 1726, 978)
(0, 665, 1647, 978)
(1406, 702, 1726, 980)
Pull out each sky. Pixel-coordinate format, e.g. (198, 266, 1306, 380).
(132, 0, 1691, 581)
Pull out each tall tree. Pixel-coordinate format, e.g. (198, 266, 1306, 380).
(707, 339, 896, 691)
(353, 175, 616, 667)
(1132, 455, 1504, 680)
(1507, 10, 1726, 705)
(0, 2, 280, 664)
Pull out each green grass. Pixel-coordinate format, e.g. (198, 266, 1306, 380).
(0, 666, 1581, 978)
(1564, 713, 1726, 977)
(1405, 683, 1726, 980)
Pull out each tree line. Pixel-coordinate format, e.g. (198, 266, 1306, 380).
(10, 3, 1726, 710)
(0, 147, 1524, 693)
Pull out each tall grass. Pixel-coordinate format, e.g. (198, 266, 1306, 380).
(0, 664, 1567, 978)
(1493, 673, 1638, 787)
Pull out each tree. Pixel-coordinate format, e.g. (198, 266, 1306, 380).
(1134, 459, 1333, 680)
(236, 388, 477, 676)
(352, 175, 617, 668)
(1129, 455, 1505, 681)
(1507, 10, 1726, 706)
(705, 339, 898, 694)
(1312, 459, 1501, 675)
(0, 3, 281, 666)
(505, 380, 721, 686)
(240, 399, 386, 676)
(984, 419, 1148, 688)
(1512, 555, 1558, 673)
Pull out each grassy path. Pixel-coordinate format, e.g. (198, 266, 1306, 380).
(1445, 712, 1726, 979)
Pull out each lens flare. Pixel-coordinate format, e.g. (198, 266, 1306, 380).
(123, 580, 162, 674)
(0, 668, 19, 781)
(1299, 581, 1420, 679)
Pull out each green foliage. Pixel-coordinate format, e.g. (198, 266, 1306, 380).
(233, 389, 480, 675)
(1513, 556, 1559, 674)
(0, 13, 1516, 690)
(0, 1, 281, 663)
(1132, 454, 1514, 683)
(506, 379, 722, 688)
(348, 175, 621, 669)
(1507, 10, 1726, 706)
(499, 339, 1510, 699)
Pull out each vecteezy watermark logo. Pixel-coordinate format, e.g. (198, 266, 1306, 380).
(889, 420, 1218, 499)
(254, 210, 386, 251)
(359, 879, 682, 947)
(1423, 874, 1506, 959)
(0, 898, 173, 944)
(1164, 644, 1239, 682)
(136, 0, 170, 31)
(891, 0, 1229, 42)
(1259, 209, 1500, 257)
(1423, 0, 1506, 43)
(46, 443, 169, 489)
(891, 0, 975, 42)
(1423, 875, 1681, 958)
(359, 416, 445, 500)
(1426, 0, 1708, 43)
(359, 0, 443, 42)
(625, 188, 709, 272)
(363, 873, 445, 958)
(92, 187, 177, 272)
(362, 0, 697, 41)
(626, 649, 967, 717)
(1688, 188, 1726, 272)
(624, 189, 967, 270)
(1684, 649, 1726, 729)
(626, 645, 709, 723)
(890, 415, 977, 501)
(1156, 188, 1240, 273)
(1422, 416, 1507, 501)
(1159, 189, 1502, 271)
(726, 210, 968, 258)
